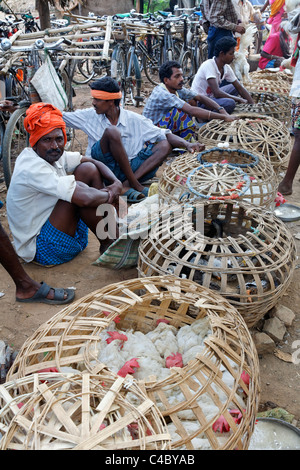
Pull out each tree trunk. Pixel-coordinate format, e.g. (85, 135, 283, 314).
(36, 0, 51, 29)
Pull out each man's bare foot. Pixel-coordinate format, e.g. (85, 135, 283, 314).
(278, 182, 293, 196)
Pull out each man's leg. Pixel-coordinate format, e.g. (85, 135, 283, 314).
(157, 107, 197, 142)
(47, 161, 117, 255)
(278, 128, 300, 196)
(0, 223, 69, 301)
(91, 126, 171, 193)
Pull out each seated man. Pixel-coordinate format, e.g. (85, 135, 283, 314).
(6, 102, 122, 266)
(258, 20, 291, 69)
(191, 37, 254, 114)
(143, 60, 236, 141)
(64, 76, 204, 203)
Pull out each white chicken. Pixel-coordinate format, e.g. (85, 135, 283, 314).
(146, 322, 179, 359)
(231, 24, 258, 83)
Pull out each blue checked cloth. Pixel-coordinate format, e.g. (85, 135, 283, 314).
(35, 218, 88, 266)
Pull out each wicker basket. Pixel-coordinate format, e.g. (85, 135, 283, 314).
(137, 201, 296, 327)
(246, 70, 293, 85)
(0, 372, 171, 450)
(158, 148, 277, 209)
(197, 114, 292, 173)
(235, 92, 291, 126)
(244, 74, 291, 95)
(7, 276, 260, 450)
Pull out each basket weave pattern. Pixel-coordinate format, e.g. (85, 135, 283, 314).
(197, 115, 292, 173)
(137, 201, 296, 327)
(6, 276, 260, 450)
(158, 148, 277, 209)
(0, 373, 171, 450)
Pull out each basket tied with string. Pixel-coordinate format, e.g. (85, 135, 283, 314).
(0, 372, 171, 450)
(137, 201, 296, 328)
(158, 148, 277, 209)
(197, 114, 292, 173)
(6, 276, 260, 450)
(235, 92, 291, 125)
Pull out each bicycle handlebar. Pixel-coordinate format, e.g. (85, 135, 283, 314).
(0, 36, 72, 53)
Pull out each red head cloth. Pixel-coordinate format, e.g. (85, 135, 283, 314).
(24, 102, 67, 147)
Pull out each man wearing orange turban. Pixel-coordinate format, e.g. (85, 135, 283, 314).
(63, 76, 204, 203)
(7, 102, 122, 268)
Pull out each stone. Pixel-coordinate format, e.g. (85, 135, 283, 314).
(263, 317, 286, 342)
(253, 332, 275, 355)
(271, 305, 295, 327)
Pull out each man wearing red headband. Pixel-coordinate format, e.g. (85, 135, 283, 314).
(6, 102, 122, 268)
(63, 76, 204, 203)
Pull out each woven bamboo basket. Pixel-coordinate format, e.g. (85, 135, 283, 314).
(235, 92, 291, 126)
(158, 148, 277, 209)
(6, 276, 260, 450)
(0, 372, 171, 450)
(137, 201, 296, 327)
(197, 114, 292, 173)
(246, 70, 293, 85)
(243, 75, 291, 96)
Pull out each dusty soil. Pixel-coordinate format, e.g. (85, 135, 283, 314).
(0, 79, 299, 425)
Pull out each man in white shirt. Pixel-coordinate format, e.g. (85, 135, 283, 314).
(63, 76, 204, 202)
(6, 102, 123, 266)
(191, 36, 254, 113)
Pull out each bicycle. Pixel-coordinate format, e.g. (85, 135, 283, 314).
(0, 37, 74, 188)
(110, 30, 143, 107)
(179, 15, 208, 85)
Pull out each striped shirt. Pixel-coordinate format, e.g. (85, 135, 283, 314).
(63, 107, 169, 159)
(143, 85, 197, 125)
(201, 0, 239, 31)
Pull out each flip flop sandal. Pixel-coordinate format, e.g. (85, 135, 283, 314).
(141, 187, 149, 197)
(16, 282, 75, 305)
(122, 188, 145, 203)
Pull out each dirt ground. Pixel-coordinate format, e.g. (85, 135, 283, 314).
(0, 80, 299, 425)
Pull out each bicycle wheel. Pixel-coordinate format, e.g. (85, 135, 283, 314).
(0, 114, 5, 162)
(59, 70, 76, 151)
(126, 51, 143, 108)
(180, 50, 195, 86)
(143, 42, 163, 86)
(2, 106, 29, 189)
(111, 45, 127, 106)
(72, 53, 96, 85)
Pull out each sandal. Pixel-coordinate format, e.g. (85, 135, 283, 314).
(141, 187, 149, 197)
(122, 188, 145, 203)
(16, 282, 75, 305)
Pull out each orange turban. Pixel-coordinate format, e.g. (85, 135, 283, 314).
(24, 102, 67, 147)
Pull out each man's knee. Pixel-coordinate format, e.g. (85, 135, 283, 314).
(222, 99, 236, 114)
(74, 161, 98, 182)
(154, 139, 172, 160)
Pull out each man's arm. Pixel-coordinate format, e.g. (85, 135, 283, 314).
(80, 156, 123, 203)
(231, 80, 255, 104)
(181, 100, 237, 121)
(206, 77, 249, 104)
(190, 93, 230, 116)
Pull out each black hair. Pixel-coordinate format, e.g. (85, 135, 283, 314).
(214, 36, 237, 57)
(89, 76, 121, 106)
(159, 60, 182, 83)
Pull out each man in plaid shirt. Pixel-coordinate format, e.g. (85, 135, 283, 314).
(201, 0, 246, 58)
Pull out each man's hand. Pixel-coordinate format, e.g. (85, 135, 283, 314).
(224, 114, 238, 122)
(185, 142, 205, 153)
(235, 25, 246, 34)
(105, 180, 123, 203)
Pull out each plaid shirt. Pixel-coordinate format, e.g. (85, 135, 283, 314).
(201, 0, 239, 31)
(143, 85, 197, 124)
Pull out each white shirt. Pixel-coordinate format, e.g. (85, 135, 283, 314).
(63, 106, 170, 159)
(6, 148, 82, 262)
(232, 0, 255, 24)
(191, 58, 238, 97)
